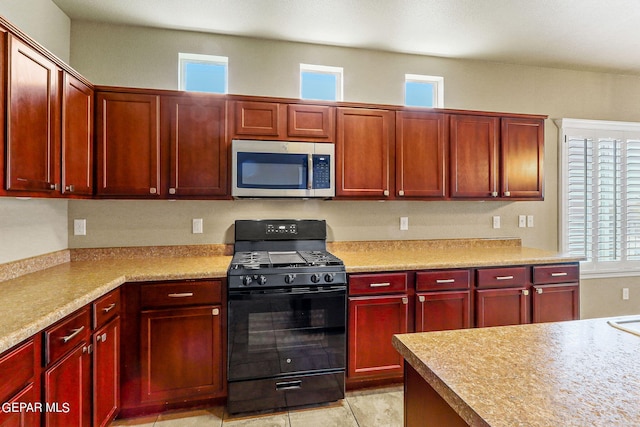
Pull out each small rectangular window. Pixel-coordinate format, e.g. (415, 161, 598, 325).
(405, 74, 444, 108)
(300, 64, 343, 101)
(179, 53, 228, 94)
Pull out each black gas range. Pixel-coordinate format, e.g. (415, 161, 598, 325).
(227, 219, 347, 414)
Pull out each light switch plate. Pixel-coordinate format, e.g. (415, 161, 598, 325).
(527, 215, 534, 228)
(73, 219, 86, 236)
(518, 215, 526, 228)
(192, 218, 203, 234)
(492, 216, 501, 229)
(400, 217, 409, 231)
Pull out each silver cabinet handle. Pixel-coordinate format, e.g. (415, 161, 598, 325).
(536, 288, 543, 294)
(168, 292, 194, 298)
(418, 295, 425, 303)
(103, 303, 116, 313)
(496, 276, 514, 280)
(436, 279, 456, 284)
(550, 272, 568, 277)
(307, 154, 313, 190)
(96, 332, 107, 343)
(383, 190, 390, 196)
(369, 282, 391, 288)
(62, 326, 85, 343)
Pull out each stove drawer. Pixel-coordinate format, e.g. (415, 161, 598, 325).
(141, 280, 222, 308)
(349, 273, 408, 295)
(227, 371, 344, 414)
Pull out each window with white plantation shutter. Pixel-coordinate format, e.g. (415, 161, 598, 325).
(559, 119, 640, 277)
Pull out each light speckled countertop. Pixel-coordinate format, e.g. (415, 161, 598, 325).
(393, 317, 640, 427)
(0, 239, 581, 355)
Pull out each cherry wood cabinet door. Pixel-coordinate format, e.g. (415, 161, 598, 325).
(0, 337, 41, 427)
(6, 34, 60, 193)
(450, 114, 499, 198)
(0, 382, 40, 427)
(348, 295, 408, 380)
(96, 92, 161, 197)
(43, 343, 91, 427)
(415, 291, 471, 332)
(287, 104, 335, 141)
(140, 305, 223, 403)
(163, 96, 227, 197)
(501, 117, 544, 199)
(395, 111, 447, 198)
(233, 101, 285, 138)
(93, 317, 120, 427)
(475, 287, 529, 327)
(61, 73, 93, 196)
(336, 108, 395, 198)
(532, 283, 580, 323)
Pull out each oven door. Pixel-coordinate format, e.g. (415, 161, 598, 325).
(228, 286, 346, 382)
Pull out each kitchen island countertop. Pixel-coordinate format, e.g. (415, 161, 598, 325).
(393, 317, 640, 426)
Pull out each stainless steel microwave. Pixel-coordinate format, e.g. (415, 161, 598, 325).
(231, 139, 335, 198)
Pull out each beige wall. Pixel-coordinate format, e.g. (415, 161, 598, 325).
(0, 0, 70, 62)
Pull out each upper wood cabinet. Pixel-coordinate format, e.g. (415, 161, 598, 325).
(450, 114, 544, 200)
(5, 34, 61, 193)
(96, 91, 161, 197)
(162, 95, 228, 197)
(450, 114, 500, 198)
(501, 117, 544, 199)
(336, 107, 395, 198)
(232, 100, 335, 141)
(62, 73, 94, 196)
(395, 111, 447, 199)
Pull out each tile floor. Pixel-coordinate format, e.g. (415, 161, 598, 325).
(110, 385, 403, 427)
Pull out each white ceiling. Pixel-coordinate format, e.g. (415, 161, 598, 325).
(51, 0, 640, 75)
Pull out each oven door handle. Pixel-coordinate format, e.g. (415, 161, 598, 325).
(275, 380, 302, 391)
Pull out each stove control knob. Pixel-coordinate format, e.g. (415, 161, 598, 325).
(324, 273, 335, 283)
(257, 275, 268, 286)
(242, 276, 253, 286)
(311, 273, 321, 283)
(285, 274, 296, 284)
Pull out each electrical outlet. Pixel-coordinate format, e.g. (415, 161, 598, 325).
(527, 215, 534, 228)
(623, 288, 630, 300)
(492, 216, 501, 229)
(73, 219, 86, 236)
(518, 215, 526, 228)
(400, 217, 409, 231)
(192, 218, 203, 234)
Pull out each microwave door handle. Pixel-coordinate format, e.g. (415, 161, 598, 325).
(308, 154, 313, 190)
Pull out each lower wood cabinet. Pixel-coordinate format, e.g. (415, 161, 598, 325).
(0, 336, 41, 427)
(120, 279, 226, 417)
(43, 307, 92, 427)
(415, 269, 471, 332)
(347, 273, 409, 383)
(475, 287, 530, 328)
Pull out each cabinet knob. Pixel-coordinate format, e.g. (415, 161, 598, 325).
(402, 297, 408, 305)
(398, 190, 405, 196)
(491, 191, 498, 197)
(65, 184, 75, 192)
(504, 191, 511, 197)
(522, 289, 530, 296)
(150, 187, 157, 194)
(418, 295, 425, 303)
(383, 190, 390, 197)
(536, 288, 543, 294)
(169, 188, 176, 195)
(50, 183, 60, 190)
(212, 308, 220, 316)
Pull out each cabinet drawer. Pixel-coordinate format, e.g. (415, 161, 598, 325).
(93, 288, 120, 329)
(476, 266, 528, 289)
(349, 273, 408, 295)
(45, 307, 90, 365)
(0, 339, 36, 403)
(141, 280, 222, 308)
(533, 264, 579, 284)
(416, 270, 470, 291)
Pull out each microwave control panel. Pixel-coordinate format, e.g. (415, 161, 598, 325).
(313, 155, 331, 189)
